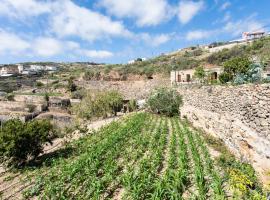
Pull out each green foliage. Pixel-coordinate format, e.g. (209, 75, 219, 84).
(71, 89, 86, 99)
(147, 88, 183, 117)
(26, 104, 37, 113)
(201, 128, 266, 199)
(194, 66, 206, 82)
(0, 119, 54, 166)
(72, 90, 123, 119)
(44, 93, 49, 102)
(207, 46, 247, 65)
(219, 56, 252, 83)
(83, 70, 101, 80)
(224, 57, 251, 77)
(233, 63, 264, 85)
(128, 99, 137, 112)
(36, 81, 44, 88)
(6, 93, 15, 101)
(67, 78, 77, 92)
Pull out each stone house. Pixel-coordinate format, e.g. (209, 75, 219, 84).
(171, 66, 222, 84)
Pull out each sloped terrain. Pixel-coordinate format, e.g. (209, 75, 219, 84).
(0, 113, 266, 199)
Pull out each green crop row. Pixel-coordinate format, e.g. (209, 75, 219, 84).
(22, 113, 265, 199)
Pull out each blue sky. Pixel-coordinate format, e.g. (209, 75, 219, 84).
(0, 0, 269, 64)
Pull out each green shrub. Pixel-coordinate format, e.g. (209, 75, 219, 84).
(0, 119, 55, 166)
(194, 66, 206, 83)
(26, 104, 37, 113)
(72, 90, 123, 119)
(147, 87, 183, 117)
(36, 81, 44, 88)
(128, 99, 138, 112)
(223, 57, 251, 78)
(71, 89, 86, 99)
(67, 78, 77, 92)
(6, 93, 15, 101)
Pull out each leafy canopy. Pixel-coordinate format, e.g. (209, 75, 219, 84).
(0, 119, 54, 166)
(147, 87, 183, 117)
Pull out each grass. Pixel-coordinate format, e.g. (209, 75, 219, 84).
(0, 113, 267, 199)
(14, 92, 63, 97)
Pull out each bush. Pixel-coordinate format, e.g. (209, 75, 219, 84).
(26, 104, 37, 113)
(147, 88, 183, 117)
(72, 90, 123, 119)
(0, 119, 55, 166)
(67, 78, 77, 92)
(6, 93, 15, 101)
(128, 99, 138, 112)
(36, 81, 44, 88)
(223, 57, 251, 78)
(233, 63, 264, 85)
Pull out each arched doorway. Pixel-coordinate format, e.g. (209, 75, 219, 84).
(186, 74, 191, 82)
(211, 72, 218, 80)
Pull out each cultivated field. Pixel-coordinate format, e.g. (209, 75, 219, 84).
(0, 113, 266, 199)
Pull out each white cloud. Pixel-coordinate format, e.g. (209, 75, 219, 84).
(220, 1, 231, 11)
(33, 37, 63, 57)
(0, 30, 30, 55)
(186, 16, 265, 41)
(0, 0, 51, 18)
(186, 30, 213, 40)
(79, 50, 113, 59)
(140, 33, 172, 46)
(223, 18, 264, 36)
(0, 0, 131, 43)
(178, 1, 204, 24)
(99, 0, 173, 26)
(50, 1, 131, 42)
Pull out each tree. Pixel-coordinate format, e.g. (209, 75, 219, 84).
(67, 78, 77, 92)
(219, 72, 232, 84)
(223, 57, 251, 80)
(147, 88, 183, 117)
(71, 90, 123, 119)
(194, 66, 206, 83)
(0, 119, 54, 166)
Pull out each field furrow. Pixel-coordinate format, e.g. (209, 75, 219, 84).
(0, 113, 266, 200)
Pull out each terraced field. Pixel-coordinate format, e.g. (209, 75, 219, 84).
(0, 113, 267, 199)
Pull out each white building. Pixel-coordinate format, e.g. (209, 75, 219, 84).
(30, 65, 45, 71)
(45, 66, 58, 71)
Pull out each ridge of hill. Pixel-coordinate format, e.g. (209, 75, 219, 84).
(81, 36, 270, 81)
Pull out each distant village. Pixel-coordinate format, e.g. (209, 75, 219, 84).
(0, 64, 59, 77)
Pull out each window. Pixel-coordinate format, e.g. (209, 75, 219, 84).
(186, 74, 191, 82)
(177, 75, 181, 82)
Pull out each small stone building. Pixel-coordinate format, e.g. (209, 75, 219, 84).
(171, 67, 222, 85)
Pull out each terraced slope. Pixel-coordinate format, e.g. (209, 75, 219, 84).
(0, 113, 267, 199)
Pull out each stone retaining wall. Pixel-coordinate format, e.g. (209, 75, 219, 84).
(77, 78, 170, 100)
(178, 84, 270, 181)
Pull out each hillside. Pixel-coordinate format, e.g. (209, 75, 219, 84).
(0, 113, 266, 199)
(81, 36, 270, 81)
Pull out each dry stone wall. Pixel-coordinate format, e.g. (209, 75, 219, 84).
(177, 84, 270, 181)
(77, 78, 170, 100)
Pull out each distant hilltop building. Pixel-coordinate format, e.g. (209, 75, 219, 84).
(242, 31, 265, 41)
(128, 57, 147, 64)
